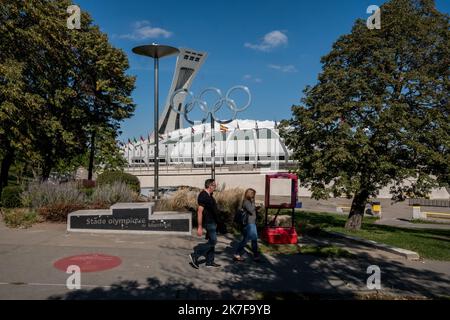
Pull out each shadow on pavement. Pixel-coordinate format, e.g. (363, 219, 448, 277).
(48, 235, 450, 300)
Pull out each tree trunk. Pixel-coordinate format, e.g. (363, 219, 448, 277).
(0, 148, 15, 195)
(41, 156, 53, 181)
(345, 189, 370, 230)
(32, 166, 39, 181)
(88, 130, 96, 181)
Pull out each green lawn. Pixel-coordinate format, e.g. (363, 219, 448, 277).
(268, 210, 450, 261)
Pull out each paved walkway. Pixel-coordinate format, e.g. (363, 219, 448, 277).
(0, 221, 449, 300)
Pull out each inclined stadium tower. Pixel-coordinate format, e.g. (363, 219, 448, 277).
(123, 48, 293, 167)
(156, 48, 208, 135)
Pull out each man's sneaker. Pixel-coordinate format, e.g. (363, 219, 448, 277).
(233, 255, 245, 262)
(205, 262, 221, 268)
(189, 254, 199, 269)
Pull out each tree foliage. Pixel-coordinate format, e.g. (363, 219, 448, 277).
(281, 0, 449, 229)
(0, 0, 135, 193)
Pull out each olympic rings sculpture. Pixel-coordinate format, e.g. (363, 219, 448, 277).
(169, 85, 251, 125)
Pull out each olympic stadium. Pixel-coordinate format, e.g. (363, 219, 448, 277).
(121, 47, 293, 168)
(123, 119, 293, 167)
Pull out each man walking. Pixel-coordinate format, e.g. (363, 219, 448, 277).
(189, 179, 221, 269)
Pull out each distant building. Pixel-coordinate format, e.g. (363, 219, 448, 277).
(123, 120, 292, 167)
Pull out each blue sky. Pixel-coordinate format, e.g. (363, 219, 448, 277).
(75, 0, 450, 141)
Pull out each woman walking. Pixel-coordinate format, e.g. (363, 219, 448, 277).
(234, 188, 260, 261)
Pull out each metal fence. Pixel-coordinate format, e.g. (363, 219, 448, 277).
(408, 198, 450, 207)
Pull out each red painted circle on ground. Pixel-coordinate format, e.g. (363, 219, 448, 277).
(53, 254, 122, 273)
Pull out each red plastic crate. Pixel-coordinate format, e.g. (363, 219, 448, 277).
(261, 226, 298, 244)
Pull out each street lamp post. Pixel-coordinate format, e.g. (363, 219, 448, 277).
(132, 44, 179, 200)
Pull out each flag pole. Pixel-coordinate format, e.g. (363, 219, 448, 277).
(147, 139, 150, 171)
(178, 132, 181, 166)
(203, 125, 206, 171)
(128, 144, 131, 169)
(254, 121, 259, 169)
(211, 117, 215, 180)
(223, 126, 227, 167)
(166, 143, 168, 173)
(133, 142, 136, 171)
(191, 127, 194, 171)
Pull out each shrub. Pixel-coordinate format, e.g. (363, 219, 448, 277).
(1, 186, 23, 208)
(21, 182, 86, 209)
(92, 182, 138, 206)
(155, 186, 245, 228)
(155, 188, 199, 212)
(171, 188, 199, 210)
(80, 188, 95, 198)
(1, 208, 42, 228)
(21, 182, 87, 221)
(215, 187, 245, 225)
(97, 171, 140, 193)
(77, 179, 96, 189)
(87, 203, 110, 210)
(38, 203, 85, 222)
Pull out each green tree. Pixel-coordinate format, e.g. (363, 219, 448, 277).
(0, 58, 43, 194)
(1, 0, 87, 184)
(54, 127, 127, 176)
(73, 26, 135, 180)
(282, 0, 449, 230)
(0, 0, 135, 189)
(93, 127, 128, 172)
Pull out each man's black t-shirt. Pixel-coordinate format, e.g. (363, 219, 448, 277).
(197, 190, 219, 225)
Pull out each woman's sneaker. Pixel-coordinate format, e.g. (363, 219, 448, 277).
(189, 253, 199, 269)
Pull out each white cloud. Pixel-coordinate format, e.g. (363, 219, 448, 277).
(242, 74, 263, 83)
(268, 64, 298, 73)
(133, 20, 149, 29)
(245, 30, 288, 52)
(120, 20, 173, 40)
